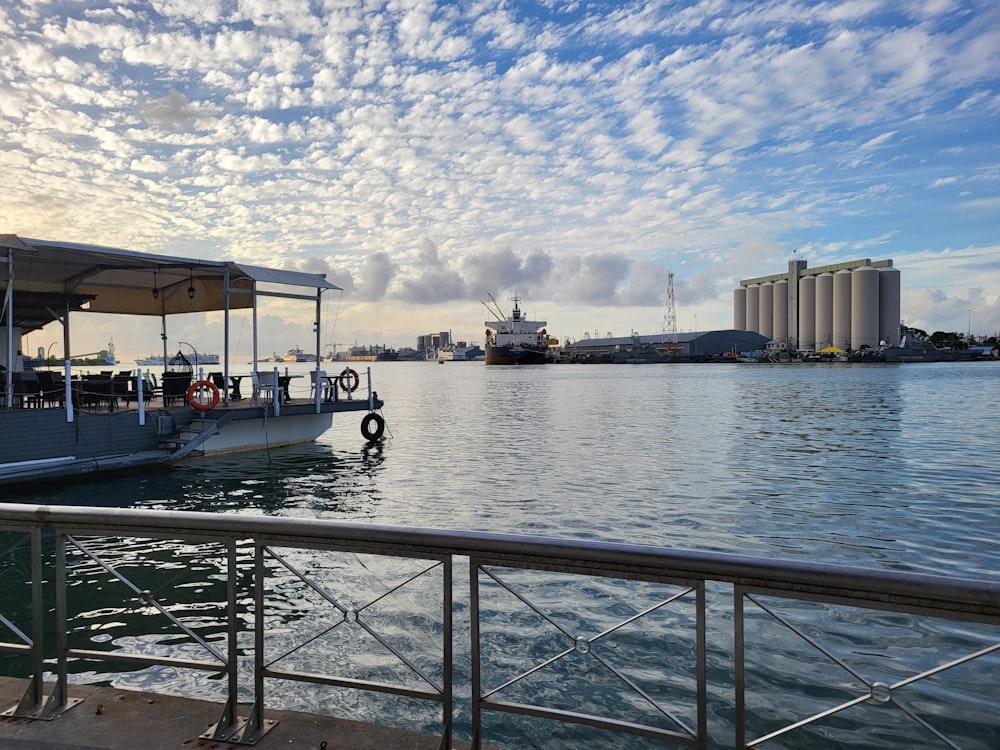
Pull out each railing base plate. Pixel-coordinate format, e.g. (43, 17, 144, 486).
(2, 695, 83, 721)
(200, 716, 278, 745)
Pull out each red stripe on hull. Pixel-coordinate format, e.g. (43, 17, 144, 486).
(484, 347, 548, 365)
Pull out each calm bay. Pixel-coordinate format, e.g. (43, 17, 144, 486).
(10, 359, 999, 580)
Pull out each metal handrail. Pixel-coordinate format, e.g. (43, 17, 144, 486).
(0, 503, 997, 749)
(4, 504, 997, 616)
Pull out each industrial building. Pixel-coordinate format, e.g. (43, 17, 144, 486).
(417, 331, 452, 352)
(734, 259, 901, 352)
(559, 330, 771, 361)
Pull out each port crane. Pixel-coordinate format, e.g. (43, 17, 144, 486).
(70, 339, 117, 364)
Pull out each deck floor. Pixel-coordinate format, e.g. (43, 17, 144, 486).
(0, 678, 466, 750)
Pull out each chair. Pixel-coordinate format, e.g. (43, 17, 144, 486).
(79, 374, 115, 411)
(141, 372, 159, 403)
(161, 373, 192, 406)
(309, 370, 333, 402)
(14, 372, 41, 408)
(113, 374, 133, 406)
(252, 371, 277, 404)
(209, 372, 227, 399)
(36, 370, 65, 407)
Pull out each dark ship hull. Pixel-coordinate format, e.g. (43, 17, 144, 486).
(484, 344, 548, 365)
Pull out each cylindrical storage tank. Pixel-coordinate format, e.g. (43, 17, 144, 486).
(773, 278, 788, 343)
(798, 275, 816, 351)
(878, 267, 901, 346)
(815, 273, 834, 350)
(832, 269, 852, 350)
(745, 284, 760, 334)
(733, 287, 747, 330)
(851, 265, 879, 350)
(758, 282, 774, 339)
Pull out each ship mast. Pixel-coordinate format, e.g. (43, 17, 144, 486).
(483, 293, 507, 322)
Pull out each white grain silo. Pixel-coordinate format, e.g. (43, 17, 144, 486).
(773, 278, 788, 343)
(878, 267, 901, 345)
(815, 272, 834, 350)
(798, 274, 816, 351)
(851, 265, 880, 350)
(746, 284, 760, 334)
(734, 287, 747, 330)
(833, 269, 853, 350)
(759, 281, 774, 338)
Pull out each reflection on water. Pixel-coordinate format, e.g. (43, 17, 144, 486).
(6, 439, 389, 519)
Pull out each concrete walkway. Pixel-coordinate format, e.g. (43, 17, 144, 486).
(0, 678, 455, 750)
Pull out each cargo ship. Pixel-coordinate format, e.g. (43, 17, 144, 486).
(135, 351, 219, 367)
(483, 295, 550, 365)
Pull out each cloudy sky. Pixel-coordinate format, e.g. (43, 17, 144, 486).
(2, 0, 998, 359)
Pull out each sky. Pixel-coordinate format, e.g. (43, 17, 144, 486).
(2, 0, 999, 361)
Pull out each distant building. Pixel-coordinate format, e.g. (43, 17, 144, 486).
(560, 330, 770, 360)
(417, 331, 451, 357)
(734, 259, 900, 352)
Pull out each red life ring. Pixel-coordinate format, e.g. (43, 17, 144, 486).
(186, 380, 220, 412)
(339, 368, 360, 392)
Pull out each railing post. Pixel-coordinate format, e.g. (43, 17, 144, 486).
(2, 527, 81, 720)
(734, 585, 746, 749)
(255, 542, 266, 725)
(13, 527, 46, 715)
(137, 367, 146, 425)
(469, 559, 482, 750)
(272, 367, 280, 416)
(696, 583, 707, 750)
(442, 556, 453, 750)
(200, 538, 275, 745)
(50, 527, 79, 717)
(63, 360, 73, 422)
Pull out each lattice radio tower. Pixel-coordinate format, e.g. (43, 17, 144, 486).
(662, 270, 678, 344)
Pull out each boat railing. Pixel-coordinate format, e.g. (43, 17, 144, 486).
(0, 504, 996, 749)
(22, 362, 374, 421)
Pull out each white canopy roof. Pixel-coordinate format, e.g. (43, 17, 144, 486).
(1, 235, 341, 331)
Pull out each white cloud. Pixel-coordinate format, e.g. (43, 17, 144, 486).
(930, 176, 958, 187)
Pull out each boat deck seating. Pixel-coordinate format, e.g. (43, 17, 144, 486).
(4, 369, 356, 413)
(75, 374, 117, 411)
(35, 370, 65, 408)
(310, 370, 335, 402)
(161, 373, 192, 407)
(252, 370, 278, 404)
(0, 371, 43, 409)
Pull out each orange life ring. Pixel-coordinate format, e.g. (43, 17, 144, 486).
(186, 380, 220, 412)
(339, 367, 360, 392)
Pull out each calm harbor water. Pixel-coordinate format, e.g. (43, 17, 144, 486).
(3, 359, 999, 748)
(12, 359, 999, 578)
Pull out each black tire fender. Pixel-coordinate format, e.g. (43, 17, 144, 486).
(361, 412, 385, 442)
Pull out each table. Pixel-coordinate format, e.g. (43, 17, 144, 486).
(228, 375, 244, 401)
(277, 374, 302, 404)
